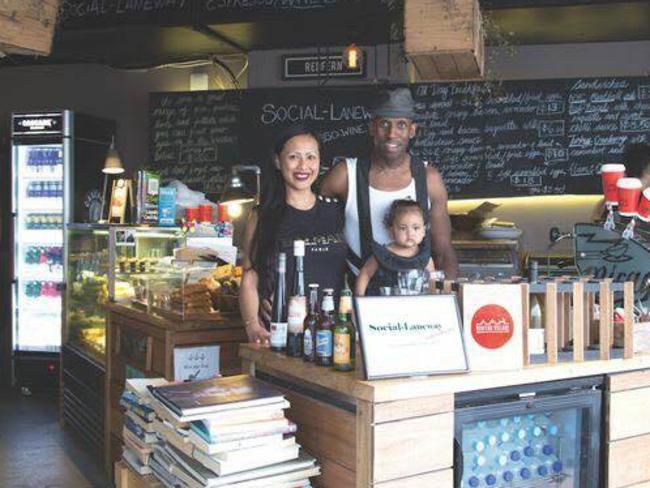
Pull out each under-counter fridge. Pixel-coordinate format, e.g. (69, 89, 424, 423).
(9, 111, 115, 390)
(455, 377, 602, 488)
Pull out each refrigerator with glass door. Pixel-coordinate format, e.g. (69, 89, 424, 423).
(10, 110, 115, 391)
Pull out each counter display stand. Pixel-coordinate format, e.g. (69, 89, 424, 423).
(104, 304, 247, 475)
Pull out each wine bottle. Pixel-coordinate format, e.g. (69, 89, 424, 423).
(287, 240, 306, 357)
(269, 252, 288, 352)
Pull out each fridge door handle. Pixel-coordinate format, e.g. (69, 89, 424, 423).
(453, 438, 463, 488)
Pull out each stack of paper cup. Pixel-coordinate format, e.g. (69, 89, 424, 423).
(617, 177, 643, 217)
(601, 164, 626, 205)
(637, 188, 650, 222)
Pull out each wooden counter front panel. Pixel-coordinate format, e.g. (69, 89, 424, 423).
(608, 387, 650, 441)
(372, 412, 453, 483)
(278, 386, 356, 487)
(607, 369, 650, 488)
(374, 469, 453, 487)
(608, 433, 650, 487)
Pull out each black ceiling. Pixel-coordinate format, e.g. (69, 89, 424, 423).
(1, 0, 649, 69)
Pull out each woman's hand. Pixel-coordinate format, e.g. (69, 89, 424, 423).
(245, 317, 271, 345)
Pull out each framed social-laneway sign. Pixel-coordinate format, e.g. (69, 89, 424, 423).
(355, 295, 469, 380)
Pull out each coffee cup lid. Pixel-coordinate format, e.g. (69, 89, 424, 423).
(617, 177, 642, 189)
(601, 164, 626, 173)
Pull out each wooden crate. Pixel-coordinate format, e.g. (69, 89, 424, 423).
(0, 0, 60, 56)
(404, 0, 484, 81)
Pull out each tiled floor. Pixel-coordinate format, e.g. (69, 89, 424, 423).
(0, 388, 112, 488)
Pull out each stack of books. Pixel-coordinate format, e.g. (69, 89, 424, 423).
(147, 375, 320, 488)
(120, 377, 170, 475)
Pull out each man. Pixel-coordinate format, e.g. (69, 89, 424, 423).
(321, 87, 458, 279)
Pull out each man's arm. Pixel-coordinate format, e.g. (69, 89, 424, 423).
(426, 166, 458, 279)
(319, 160, 348, 202)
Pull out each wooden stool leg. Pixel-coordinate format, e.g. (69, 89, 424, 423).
(624, 282, 634, 359)
(573, 282, 585, 362)
(546, 283, 558, 364)
(557, 292, 566, 350)
(522, 284, 530, 366)
(600, 281, 611, 360)
(584, 292, 593, 348)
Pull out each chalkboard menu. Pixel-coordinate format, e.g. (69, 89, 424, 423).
(150, 91, 241, 194)
(149, 77, 650, 198)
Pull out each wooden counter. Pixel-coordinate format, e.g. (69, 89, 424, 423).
(105, 304, 247, 475)
(240, 344, 650, 488)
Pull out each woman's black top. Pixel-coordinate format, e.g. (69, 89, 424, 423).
(258, 195, 348, 319)
(366, 236, 431, 296)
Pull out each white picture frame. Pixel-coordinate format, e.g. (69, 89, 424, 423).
(355, 295, 469, 380)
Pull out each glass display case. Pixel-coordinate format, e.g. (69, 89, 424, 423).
(147, 264, 219, 319)
(64, 225, 184, 363)
(65, 224, 110, 363)
(107, 226, 184, 306)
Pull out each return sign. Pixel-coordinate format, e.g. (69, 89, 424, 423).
(282, 53, 365, 80)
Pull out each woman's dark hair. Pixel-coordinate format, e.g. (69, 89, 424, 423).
(623, 143, 650, 178)
(383, 199, 427, 229)
(250, 125, 321, 275)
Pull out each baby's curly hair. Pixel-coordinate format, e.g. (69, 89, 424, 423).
(383, 199, 427, 229)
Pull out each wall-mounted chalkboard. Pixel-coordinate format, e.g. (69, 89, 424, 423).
(149, 77, 650, 198)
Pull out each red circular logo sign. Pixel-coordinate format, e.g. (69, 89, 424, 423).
(471, 304, 514, 349)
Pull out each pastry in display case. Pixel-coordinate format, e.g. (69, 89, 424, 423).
(147, 263, 242, 320)
(107, 226, 184, 306)
(64, 224, 110, 363)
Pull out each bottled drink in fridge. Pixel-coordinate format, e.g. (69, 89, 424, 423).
(316, 288, 335, 366)
(287, 240, 306, 357)
(269, 253, 288, 352)
(303, 283, 319, 363)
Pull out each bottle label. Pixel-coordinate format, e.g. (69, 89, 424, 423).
(322, 296, 334, 313)
(339, 295, 352, 315)
(269, 322, 288, 349)
(315, 330, 333, 357)
(287, 296, 307, 334)
(333, 332, 350, 365)
(303, 329, 313, 356)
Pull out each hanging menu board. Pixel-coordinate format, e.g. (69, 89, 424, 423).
(149, 77, 650, 198)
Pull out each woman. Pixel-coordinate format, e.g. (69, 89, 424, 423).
(239, 125, 348, 344)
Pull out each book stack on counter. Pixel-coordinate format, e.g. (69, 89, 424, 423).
(147, 375, 320, 488)
(120, 377, 171, 475)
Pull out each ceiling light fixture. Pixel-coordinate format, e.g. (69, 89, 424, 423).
(343, 44, 363, 70)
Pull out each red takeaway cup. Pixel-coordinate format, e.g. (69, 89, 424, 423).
(199, 204, 213, 223)
(617, 177, 642, 217)
(185, 207, 199, 222)
(601, 164, 626, 205)
(637, 188, 650, 222)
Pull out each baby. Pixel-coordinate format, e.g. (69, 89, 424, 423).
(355, 199, 435, 296)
